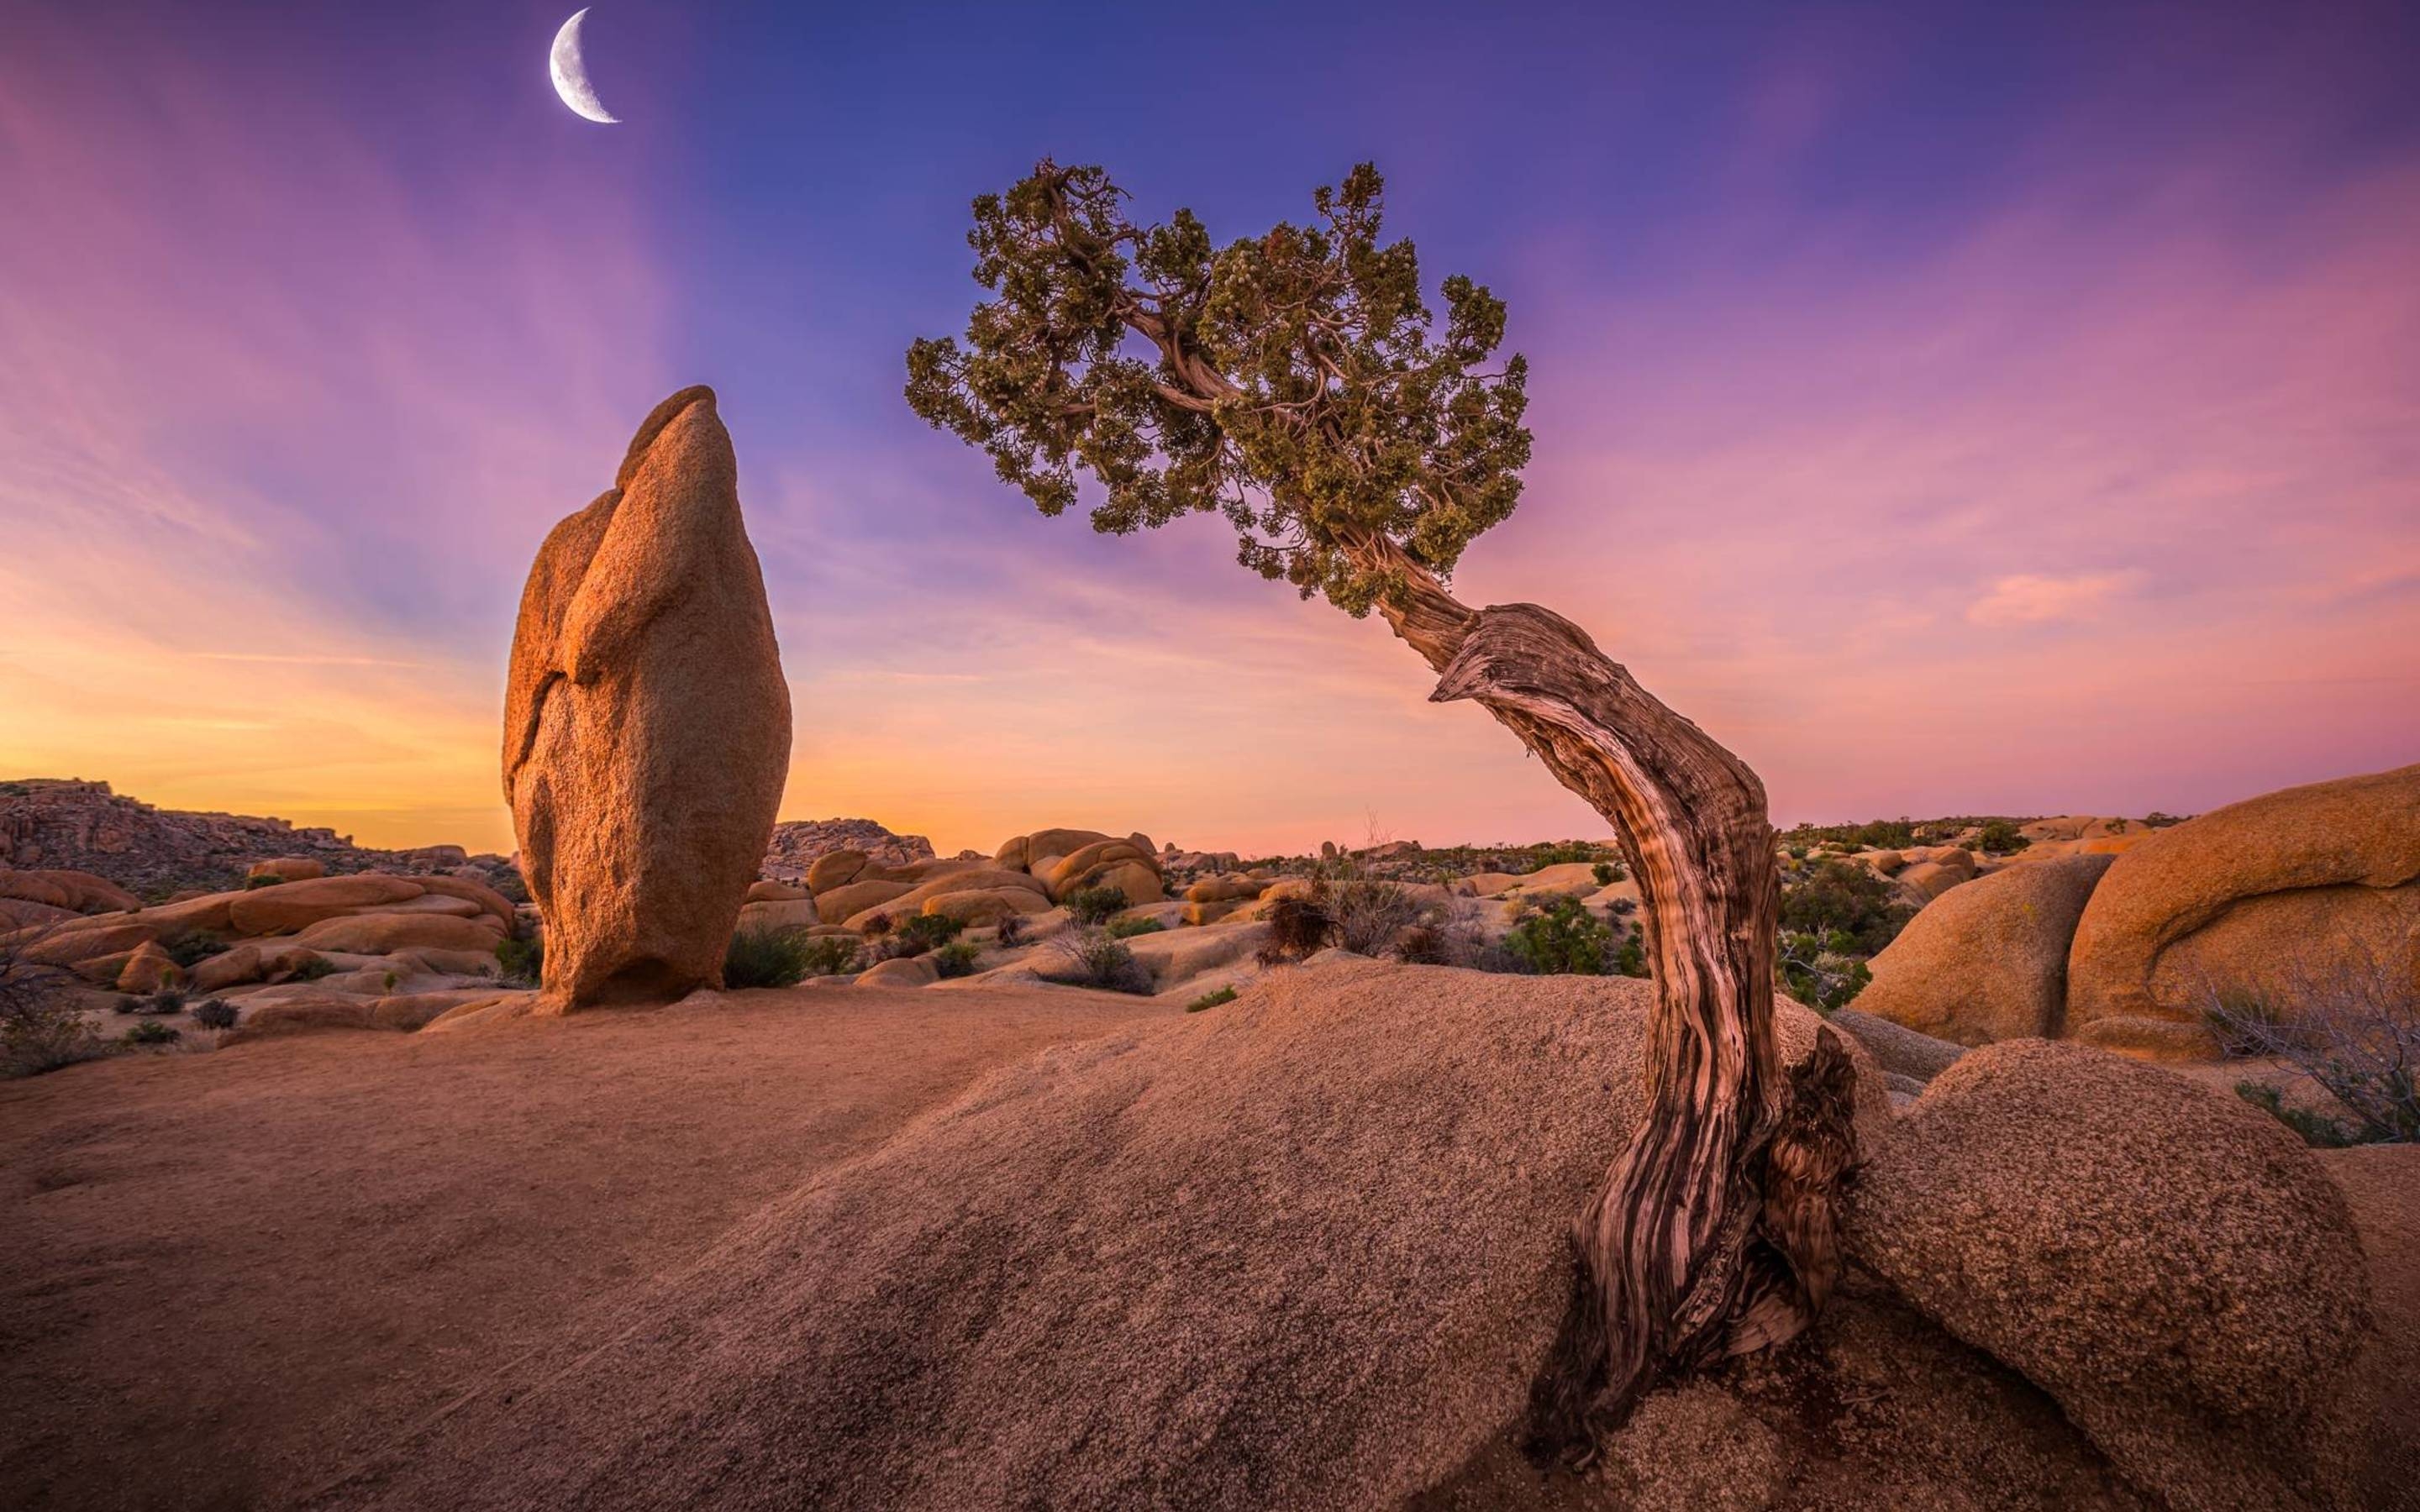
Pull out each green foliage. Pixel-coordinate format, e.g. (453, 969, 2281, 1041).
(1105, 915, 1165, 939)
(494, 935, 544, 987)
(2234, 1082, 2365, 1149)
(995, 914, 1028, 948)
(891, 913, 965, 957)
(141, 988, 187, 1016)
(906, 160, 1531, 616)
(1590, 861, 1622, 887)
(1611, 923, 1649, 979)
(1507, 898, 1612, 976)
(489, 868, 530, 904)
(1186, 985, 1239, 1012)
(1778, 930, 1875, 1012)
(798, 935, 865, 977)
(1975, 819, 2031, 855)
(1061, 885, 1129, 926)
(160, 930, 226, 969)
(191, 998, 239, 1032)
(1780, 861, 1915, 957)
(724, 927, 823, 990)
(932, 941, 981, 979)
(124, 1019, 182, 1047)
(290, 956, 339, 982)
(244, 874, 283, 890)
(1043, 928, 1155, 995)
(3, 938, 114, 1078)
(2143, 811, 2186, 829)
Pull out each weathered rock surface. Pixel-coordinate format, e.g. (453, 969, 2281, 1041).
(1853, 1039, 2371, 1509)
(502, 387, 791, 1009)
(2065, 763, 2420, 1037)
(1855, 853, 2114, 1045)
(763, 819, 934, 885)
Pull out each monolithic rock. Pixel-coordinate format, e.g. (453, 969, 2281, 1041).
(1853, 1040, 2371, 1508)
(502, 386, 791, 1009)
(2065, 763, 2420, 1037)
(1854, 852, 2114, 1045)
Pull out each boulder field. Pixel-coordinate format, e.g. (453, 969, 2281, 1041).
(1851, 763, 2420, 1058)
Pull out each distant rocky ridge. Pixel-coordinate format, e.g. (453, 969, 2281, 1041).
(0, 780, 491, 899)
(762, 817, 937, 881)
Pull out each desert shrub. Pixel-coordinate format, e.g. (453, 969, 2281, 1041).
(1975, 819, 2031, 854)
(1257, 891, 1336, 965)
(1778, 929, 1873, 1012)
(489, 868, 530, 904)
(1612, 922, 1649, 979)
(244, 874, 283, 890)
(723, 927, 821, 989)
(291, 956, 339, 982)
(1393, 924, 1451, 965)
(1105, 915, 1165, 939)
(113, 995, 142, 1015)
(798, 935, 865, 977)
(2143, 811, 2186, 829)
(887, 913, 964, 958)
(1779, 861, 1914, 957)
(191, 998, 240, 1032)
(2201, 953, 2417, 1145)
(2106, 818, 2129, 835)
(1591, 861, 1622, 886)
(1328, 879, 1422, 956)
(1042, 927, 1154, 995)
(161, 930, 226, 969)
(2233, 1082, 2363, 1149)
(3, 931, 114, 1078)
(124, 1019, 182, 1047)
(494, 935, 544, 987)
(995, 914, 1028, 948)
(1507, 898, 1612, 976)
(141, 988, 187, 1016)
(1061, 885, 1129, 926)
(1186, 985, 1239, 1012)
(932, 941, 981, 979)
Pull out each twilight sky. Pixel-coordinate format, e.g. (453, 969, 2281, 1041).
(3, 0, 2415, 856)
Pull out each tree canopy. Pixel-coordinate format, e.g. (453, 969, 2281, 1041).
(905, 161, 1532, 616)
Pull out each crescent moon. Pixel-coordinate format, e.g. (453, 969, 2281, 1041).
(550, 8, 619, 124)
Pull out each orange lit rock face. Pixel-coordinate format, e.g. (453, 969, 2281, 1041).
(502, 386, 792, 1010)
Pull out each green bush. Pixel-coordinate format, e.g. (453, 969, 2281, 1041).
(1186, 985, 1239, 1012)
(244, 874, 283, 890)
(2234, 1082, 2364, 1149)
(1061, 885, 1129, 926)
(161, 930, 226, 969)
(290, 956, 339, 982)
(1779, 861, 1914, 957)
(1043, 928, 1155, 995)
(494, 935, 544, 987)
(724, 927, 823, 989)
(932, 941, 981, 979)
(798, 935, 865, 977)
(141, 988, 187, 1016)
(1105, 915, 1165, 939)
(1611, 923, 1648, 978)
(124, 1019, 182, 1046)
(890, 913, 965, 957)
(192, 998, 240, 1032)
(1590, 861, 1622, 886)
(1507, 898, 1612, 976)
(1778, 929, 1874, 1012)
(1975, 819, 2031, 854)
(3, 939, 114, 1078)
(489, 868, 530, 904)
(113, 995, 141, 1016)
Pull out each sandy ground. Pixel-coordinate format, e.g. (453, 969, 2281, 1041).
(0, 984, 1170, 1511)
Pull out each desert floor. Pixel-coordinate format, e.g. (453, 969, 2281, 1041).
(0, 985, 1172, 1510)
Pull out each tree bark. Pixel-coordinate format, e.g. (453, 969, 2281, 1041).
(1346, 533, 1861, 1463)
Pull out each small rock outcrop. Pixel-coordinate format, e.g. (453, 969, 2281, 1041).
(762, 818, 934, 883)
(1853, 1040, 2373, 1508)
(1854, 852, 2114, 1044)
(502, 386, 791, 1009)
(2065, 762, 2420, 1042)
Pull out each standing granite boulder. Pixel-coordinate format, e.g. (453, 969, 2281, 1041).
(2065, 763, 2420, 1048)
(502, 386, 791, 1010)
(1854, 852, 2115, 1046)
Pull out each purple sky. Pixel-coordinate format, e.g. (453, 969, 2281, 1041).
(3, 0, 2414, 853)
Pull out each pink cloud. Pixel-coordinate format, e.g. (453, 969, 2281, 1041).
(1966, 571, 2147, 627)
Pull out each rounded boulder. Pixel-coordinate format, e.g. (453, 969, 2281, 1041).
(1854, 853, 2113, 1045)
(1852, 1039, 2371, 1508)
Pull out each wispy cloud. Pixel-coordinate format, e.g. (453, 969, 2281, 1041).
(1967, 571, 2147, 627)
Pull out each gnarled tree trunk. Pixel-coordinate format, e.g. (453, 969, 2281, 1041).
(1347, 533, 1861, 1463)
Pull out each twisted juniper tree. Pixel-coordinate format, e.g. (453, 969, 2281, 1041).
(906, 160, 1859, 1460)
